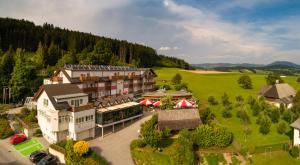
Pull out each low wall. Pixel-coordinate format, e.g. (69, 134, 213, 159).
(24, 127, 39, 138)
(49, 147, 66, 164)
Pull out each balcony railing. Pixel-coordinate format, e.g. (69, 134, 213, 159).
(69, 103, 94, 112)
(80, 75, 100, 82)
(128, 74, 141, 79)
(51, 76, 63, 82)
(82, 87, 98, 93)
(144, 81, 155, 85)
(109, 75, 125, 80)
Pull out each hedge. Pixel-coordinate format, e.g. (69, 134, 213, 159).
(49, 143, 66, 155)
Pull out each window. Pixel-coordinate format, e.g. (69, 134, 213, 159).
(43, 99, 48, 106)
(80, 99, 83, 104)
(75, 100, 79, 107)
(71, 100, 74, 105)
(91, 115, 94, 120)
(58, 116, 62, 123)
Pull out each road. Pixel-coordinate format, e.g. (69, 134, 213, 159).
(89, 113, 153, 165)
(0, 138, 33, 165)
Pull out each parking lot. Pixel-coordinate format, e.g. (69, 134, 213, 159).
(13, 139, 44, 157)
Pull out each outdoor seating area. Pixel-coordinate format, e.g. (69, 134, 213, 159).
(139, 98, 197, 109)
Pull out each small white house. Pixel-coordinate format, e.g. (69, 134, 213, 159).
(290, 118, 300, 146)
(33, 84, 95, 143)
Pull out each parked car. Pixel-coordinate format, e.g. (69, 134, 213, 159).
(9, 134, 27, 145)
(29, 150, 47, 163)
(37, 155, 57, 165)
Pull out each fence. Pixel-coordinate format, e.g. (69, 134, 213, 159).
(254, 141, 291, 154)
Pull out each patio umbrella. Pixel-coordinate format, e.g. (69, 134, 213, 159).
(175, 98, 193, 108)
(139, 99, 153, 106)
(153, 101, 161, 107)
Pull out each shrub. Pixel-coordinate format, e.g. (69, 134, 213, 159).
(235, 95, 244, 106)
(208, 96, 218, 105)
(170, 129, 194, 165)
(290, 146, 300, 158)
(277, 121, 288, 134)
(33, 129, 42, 137)
(130, 139, 146, 150)
(247, 96, 256, 107)
(140, 115, 162, 147)
(0, 119, 14, 139)
(200, 108, 215, 124)
(84, 158, 99, 165)
(267, 108, 280, 123)
(251, 102, 261, 116)
(162, 128, 171, 138)
(238, 75, 252, 89)
(259, 115, 271, 135)
(193, 125, 233, 148)
(160, 95, 174, 110)
(221, 93, 231, 106)
(49, 144, 66, 155)
(222, 110, 232, 118)
(90, 150, 109, 165)
(282, 109, 295, 124)
(73, 141, 89, 156)
(20, 108, 30, 116)
(172, 73, 182, 84)
(161, 84, 171, 90)
(174, 83, 188, 91)
(265, 73, 284, 85)
(236, 110, 251, 124)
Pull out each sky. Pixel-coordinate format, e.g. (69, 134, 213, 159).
(0, 0, 300, 64)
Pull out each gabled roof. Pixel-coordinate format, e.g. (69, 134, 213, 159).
(291, 118, 300, 130)
(260, 83, 296, 99)
(157, 109, 201, 130)
(33, 84, 86, 110)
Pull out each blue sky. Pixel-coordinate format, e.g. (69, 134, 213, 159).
(0, 0, 300, 64)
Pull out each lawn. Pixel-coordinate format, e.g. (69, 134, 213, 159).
(250, 151, 300, 165)
(154, 68, 299, 147)
(131, 139, 173, 165)
(13, 138, 44, 157)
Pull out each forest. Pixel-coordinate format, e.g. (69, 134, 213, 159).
(0, 17, 190, 103)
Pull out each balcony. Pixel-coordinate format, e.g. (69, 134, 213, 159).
(51, 76, 63, 82)
(109, 75, 125, 81)
(80, 75, 100, 82)
(69, 103, 94, 112)
(144, 81, 155, 85)
(128, 74, 141, 79)
(82, 87, 98, 93)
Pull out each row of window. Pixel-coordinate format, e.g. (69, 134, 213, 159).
(58, 115, 70, 123)
(38, 110, 51, 122)
(71, 99, 83, 107)
(75, 115, 94, 124)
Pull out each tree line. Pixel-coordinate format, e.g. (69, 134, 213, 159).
(0, 17, 191, 103)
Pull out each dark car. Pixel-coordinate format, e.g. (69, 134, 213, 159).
(37, 155, 57, 165)
(29, 150, 47, 163)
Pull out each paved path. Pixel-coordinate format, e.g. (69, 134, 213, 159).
(0, 138, 33, 165)
(89, 114, 153, 165)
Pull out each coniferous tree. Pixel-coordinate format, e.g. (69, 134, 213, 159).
(9, 48, 30, 102)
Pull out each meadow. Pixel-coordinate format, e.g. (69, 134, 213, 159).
(155, 68, 300, 147)
(131, 68, 300, 165)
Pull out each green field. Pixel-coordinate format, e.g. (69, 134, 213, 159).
(155, 68, 300, 146)
(13, 139, 44, 157)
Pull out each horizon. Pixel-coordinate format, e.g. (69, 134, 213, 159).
(0, 0, 300, 64)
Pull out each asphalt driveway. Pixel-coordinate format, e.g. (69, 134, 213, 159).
(89, 113, 153, 165)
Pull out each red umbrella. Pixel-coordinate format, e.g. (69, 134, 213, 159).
(139, 99, 153, 106)
(153, 101, 161, 107)
(175, 98, 193, 108)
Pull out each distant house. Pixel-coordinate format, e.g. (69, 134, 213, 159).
(290, 118, 300, 146)
(157, 109, 201, 131)
(259, 83, 296, 108)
